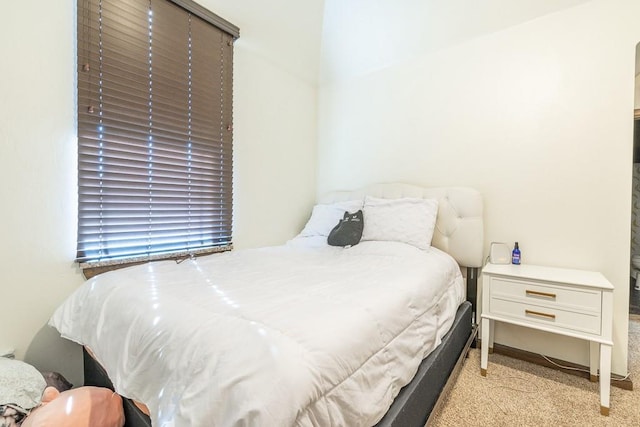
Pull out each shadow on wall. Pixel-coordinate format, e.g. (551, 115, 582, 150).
(24, 324, 84, 388)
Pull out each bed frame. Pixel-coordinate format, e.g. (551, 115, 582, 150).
(84, 183, 484, 427)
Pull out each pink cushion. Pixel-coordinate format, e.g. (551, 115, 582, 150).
(22, 386, 124, 427)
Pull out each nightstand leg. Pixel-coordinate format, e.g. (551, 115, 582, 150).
(599, 344, 611, 416)
(481, 317, 490, 376)
(589, 341, 599, 382)
(488, 319, 495, 353)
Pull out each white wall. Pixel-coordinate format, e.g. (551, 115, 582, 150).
(318, 0, 640, 376)
(0, 0, 82, 385)
(202, 0, 325, 248)
(0, 0, 323, 384)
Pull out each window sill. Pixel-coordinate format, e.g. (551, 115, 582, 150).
(79, 245, 233, 279)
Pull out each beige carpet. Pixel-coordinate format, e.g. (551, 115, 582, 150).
(429, 319, 640, 427)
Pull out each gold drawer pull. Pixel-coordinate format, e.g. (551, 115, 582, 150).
(525, 309, 556, 320)
(525, 290, 556, 299)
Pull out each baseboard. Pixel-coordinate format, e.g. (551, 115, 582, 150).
(478, 340, 633, 391)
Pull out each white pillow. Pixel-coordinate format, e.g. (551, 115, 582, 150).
(299, 199, 364, 237)
(361, 196, 439, 250)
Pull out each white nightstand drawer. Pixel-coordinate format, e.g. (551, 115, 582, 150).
(491, 277, 601, 313)
(490, 296, 601, 335)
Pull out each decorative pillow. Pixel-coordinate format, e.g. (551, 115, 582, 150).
(299, 200, 363, 237)
(328, 210, 364, 247)
(361, 196, 439, 250)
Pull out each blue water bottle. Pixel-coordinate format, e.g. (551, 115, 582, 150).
(512, 242, 521, 265)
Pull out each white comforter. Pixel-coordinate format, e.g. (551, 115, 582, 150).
(50, 240, 464, 427)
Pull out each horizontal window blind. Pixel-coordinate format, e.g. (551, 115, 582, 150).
(77, 0, 236, 264)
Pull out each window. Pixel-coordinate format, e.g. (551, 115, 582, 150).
(76, 0, 238, 271)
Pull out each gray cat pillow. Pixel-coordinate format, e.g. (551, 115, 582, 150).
(327, 210, 364, 247)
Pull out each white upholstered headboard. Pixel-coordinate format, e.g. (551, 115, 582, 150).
(318, 183, 484, 268)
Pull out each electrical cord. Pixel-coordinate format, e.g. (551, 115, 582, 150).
(539, 353, 631, 381)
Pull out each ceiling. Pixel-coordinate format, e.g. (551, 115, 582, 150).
(320, 0, 595, 83)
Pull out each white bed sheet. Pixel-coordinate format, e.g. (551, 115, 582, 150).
(50, 241, 464, 427)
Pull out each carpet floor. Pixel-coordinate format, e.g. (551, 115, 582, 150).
(429, 319, 640, 426)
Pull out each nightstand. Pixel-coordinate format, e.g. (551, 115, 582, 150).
(480, 263, 614, 415)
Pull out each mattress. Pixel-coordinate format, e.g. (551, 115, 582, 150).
(50, 240, 465, 427)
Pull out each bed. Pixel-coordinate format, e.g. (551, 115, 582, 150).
(50, 183, 484, 427)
